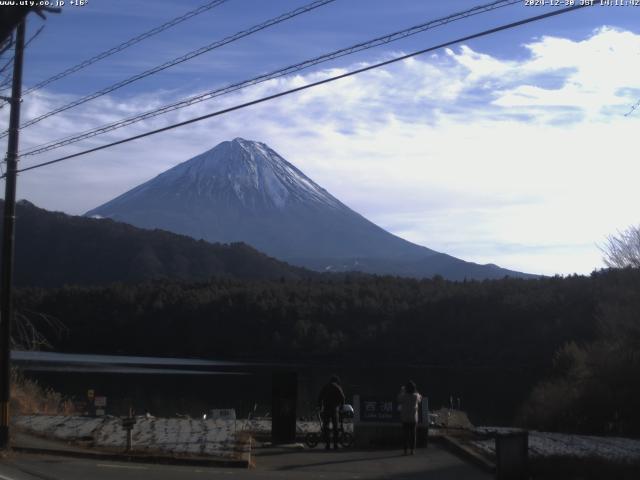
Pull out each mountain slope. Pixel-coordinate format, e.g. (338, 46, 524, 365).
(0, 200, 309, 287)
(86, 138, 533, 280)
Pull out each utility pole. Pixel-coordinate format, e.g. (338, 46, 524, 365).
(0, 18, 25, 450)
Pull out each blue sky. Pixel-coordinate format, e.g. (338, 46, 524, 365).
(1, 0, 640, 275)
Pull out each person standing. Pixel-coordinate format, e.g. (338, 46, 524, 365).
(398, 380, 422, 455)
(318, 375, 345, 450)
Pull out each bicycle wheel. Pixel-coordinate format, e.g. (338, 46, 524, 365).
(339, 431, 354, 448)
(305, 432, 319, 448)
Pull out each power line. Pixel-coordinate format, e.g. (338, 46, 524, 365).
(1, 0, 336, 138)
(21, 0, 230, 97)
(0, 25, 45, 96)
(0, 49, 15, 78)
(624, 98, 640, 117)
(0, 1, 226, 101)
(9, 3, 593, 178)
(0, 74, 11, 92)
(20, 0, 521, 158)
(0, 26, 46, 89)
(0, 77, 12, 92)
(0, 34, 12, 58)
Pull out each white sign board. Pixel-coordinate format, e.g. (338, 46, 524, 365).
(94, 396, 107, 407)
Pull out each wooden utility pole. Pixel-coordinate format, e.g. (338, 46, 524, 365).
(0, 18, 25, 450)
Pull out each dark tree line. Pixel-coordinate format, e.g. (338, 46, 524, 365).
(518, 267, 640, 436)
(13, 265, 640, 434)
(14, 273, 597, 365)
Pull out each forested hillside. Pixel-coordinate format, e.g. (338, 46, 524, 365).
(16, 269, 632, 434)
(1, 200, 310, 287)
(15, 272, 607, 364)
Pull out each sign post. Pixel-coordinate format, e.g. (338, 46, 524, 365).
(121, 408, 137, 452)
(94, 395, 107, 417)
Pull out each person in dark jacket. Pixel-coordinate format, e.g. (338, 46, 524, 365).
(318, 375, 345, 450)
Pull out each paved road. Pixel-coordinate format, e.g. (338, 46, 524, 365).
(0, 444, 491, 479)
(253, 444, 492, 479)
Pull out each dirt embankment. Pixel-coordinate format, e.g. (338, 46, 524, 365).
(10, 369, 75, 416)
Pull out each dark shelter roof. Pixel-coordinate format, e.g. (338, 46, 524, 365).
(0, 6, 30, 47)
(0, 6, 59, 51)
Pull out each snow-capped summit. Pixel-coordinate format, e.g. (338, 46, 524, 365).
(98, 138, 343, 213)
(86, 138, 531, 279)
(159, 137, 342, 210)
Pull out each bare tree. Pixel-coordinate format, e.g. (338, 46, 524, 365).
(601, 225, 640, 268)
(13, 309, 67, 351)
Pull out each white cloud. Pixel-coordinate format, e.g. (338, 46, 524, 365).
(492, 27, 640, 115)
(3, 26, 640, 276)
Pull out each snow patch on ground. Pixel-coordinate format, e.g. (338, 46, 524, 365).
(472, 427, 640, 463)
(14, 414, 354, 457)
(14, 415, 249, 458)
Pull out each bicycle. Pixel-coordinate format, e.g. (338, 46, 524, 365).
(305, 404, 354, 448)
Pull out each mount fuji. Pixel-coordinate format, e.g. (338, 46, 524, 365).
(86, 138, 531, 280)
